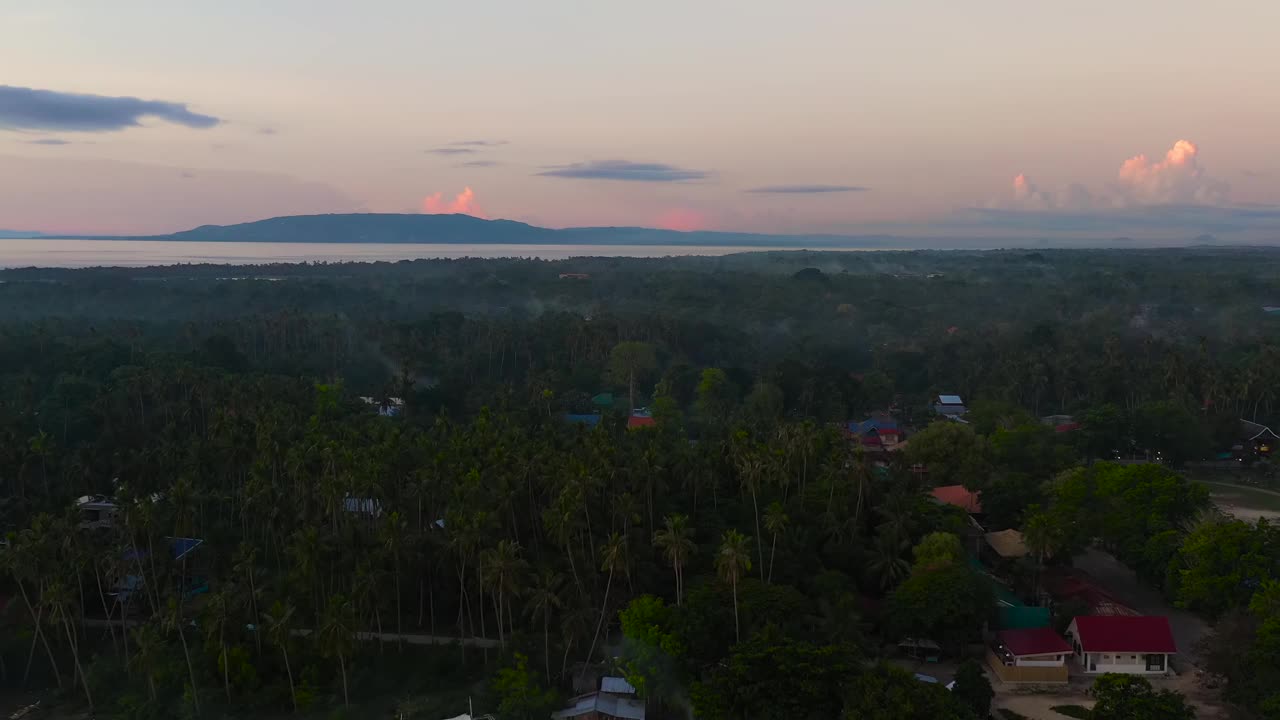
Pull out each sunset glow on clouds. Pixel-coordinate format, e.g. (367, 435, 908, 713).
(655, 208, 708, 232)
(1005, 140, 1229, 211)
(422, 187, 484, 217)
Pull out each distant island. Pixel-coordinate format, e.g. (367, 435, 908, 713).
(108, 213, 904, 248)
(0, 229, 43, 239)
(31, 213, 1245, 249)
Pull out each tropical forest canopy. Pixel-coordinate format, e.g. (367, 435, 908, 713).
(1, 246, 1278, 718)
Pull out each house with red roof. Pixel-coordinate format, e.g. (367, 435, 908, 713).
(626, 413, 656, 430)
(987, 627, 1072, 684)
(1065, 616, 1176, 675)
(929, 485, 982, 514)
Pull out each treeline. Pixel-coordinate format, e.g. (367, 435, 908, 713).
(3, 248, 1280, 716)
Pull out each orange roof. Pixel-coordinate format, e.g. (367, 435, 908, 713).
(627, 416, 656, 429)
(930, 485, 982, 513)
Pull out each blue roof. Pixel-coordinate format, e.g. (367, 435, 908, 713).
(848, 417, 899, 435)
(565, 414, 602, 428)
(123, 536, 204, 562)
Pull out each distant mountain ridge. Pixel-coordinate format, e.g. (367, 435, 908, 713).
(0, 229, 42, 239)
(141, 213, 899, 248)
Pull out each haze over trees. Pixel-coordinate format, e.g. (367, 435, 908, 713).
(2, 247, 1279, 716)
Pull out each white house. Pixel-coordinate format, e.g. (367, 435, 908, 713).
(1065, 616, 1176, 675)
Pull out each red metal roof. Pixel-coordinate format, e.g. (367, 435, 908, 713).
(998, 628, 1072, 657)
(1072, 616, 1177, 654)
(930, 485, 983, 513)
(626, 416, 656, 429)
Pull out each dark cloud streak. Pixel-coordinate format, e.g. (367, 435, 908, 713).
(457, 160, 500, 168)
(23, 138, 72, 146)
(538, 160, 709, 182)
(426, 148, 477, 156)
(0, 85, 220, 132)
(450, 139, 508, 147)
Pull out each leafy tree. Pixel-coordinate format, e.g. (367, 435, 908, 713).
(886, 563, 994, 654)
(618, 595, 686, 703)
(841, 663, 976, 719)
(904, 421, 991, 489)
(492, 653, 560, 720)
(696, 368, 738, 423)
(951, 660, 993, 719)
(690, 634, 860, 720)
(911, 531, 964, 571)
(745, 381, 785, 426)
(1169, 518, 1278, 617)
(1087, 674, 1195, 720)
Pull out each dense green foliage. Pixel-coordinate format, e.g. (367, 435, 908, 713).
(5, 248, 1280, 716)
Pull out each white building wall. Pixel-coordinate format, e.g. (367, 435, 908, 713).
(1081, 653, 1168, 675)
(1014, 655, 1065, 667)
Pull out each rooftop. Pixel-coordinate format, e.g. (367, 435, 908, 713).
(552, 692, 645, 720)
(985, 529, 1029, 558)
(930, 485, 982, 513)
(997, 627, 1072, 657)
(1071, 616, 1177, 654)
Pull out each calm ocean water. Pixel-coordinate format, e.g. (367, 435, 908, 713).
(0, 239, 812, 268)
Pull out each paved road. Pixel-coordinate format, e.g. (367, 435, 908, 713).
(83, 618, 498, 648)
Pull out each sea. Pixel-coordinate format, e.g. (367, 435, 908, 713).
(0, 238, 817, 269)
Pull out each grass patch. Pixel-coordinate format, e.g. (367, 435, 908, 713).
(998, 710, 1031, 720)
(1051, 705, 1090, 719)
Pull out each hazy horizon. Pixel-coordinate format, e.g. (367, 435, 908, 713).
(3, 1, 1279, 242)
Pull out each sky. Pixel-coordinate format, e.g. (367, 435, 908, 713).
(1, 0, 1279, 240)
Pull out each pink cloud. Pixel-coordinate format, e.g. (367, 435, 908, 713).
(655, 208, 707, 232)
(998, 139, 1226, 210)
(422, 186, 485, 217)
(1116, 139, 1227, 204)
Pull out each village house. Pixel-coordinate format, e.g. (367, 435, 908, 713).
(934, 394, 967, 418)
(929, 485, 982, 515)
(845, 415, 905, 452)
(1065, 616, 1176, 675)
(552, 676, 645, 720)
(987, 627, 1073, 684)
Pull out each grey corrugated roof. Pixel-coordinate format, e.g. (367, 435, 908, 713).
(553, 693, 645, 720)
(601, 677, 637, 695)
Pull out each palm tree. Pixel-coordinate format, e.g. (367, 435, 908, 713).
(868, 530, 911, 590)
(318, 594, 356, 707)
(734, 450, 768, 581)
(653, 514, 695, 604)
(203, 586, 237, 705)
(163, 597, 201, 717)
(763, 502, 789, 584)
(129, 621, 166, 703)
(46, 578, 93, 710)
(264, 601, 299, 714)
(1022, 511, 1059, 602)
(583, 532, 626, 673)
(380, 510, 408, 651)
(484, 539, 528, 648)
(524, 567, 565, 684)
(716, 530, 752, 642)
